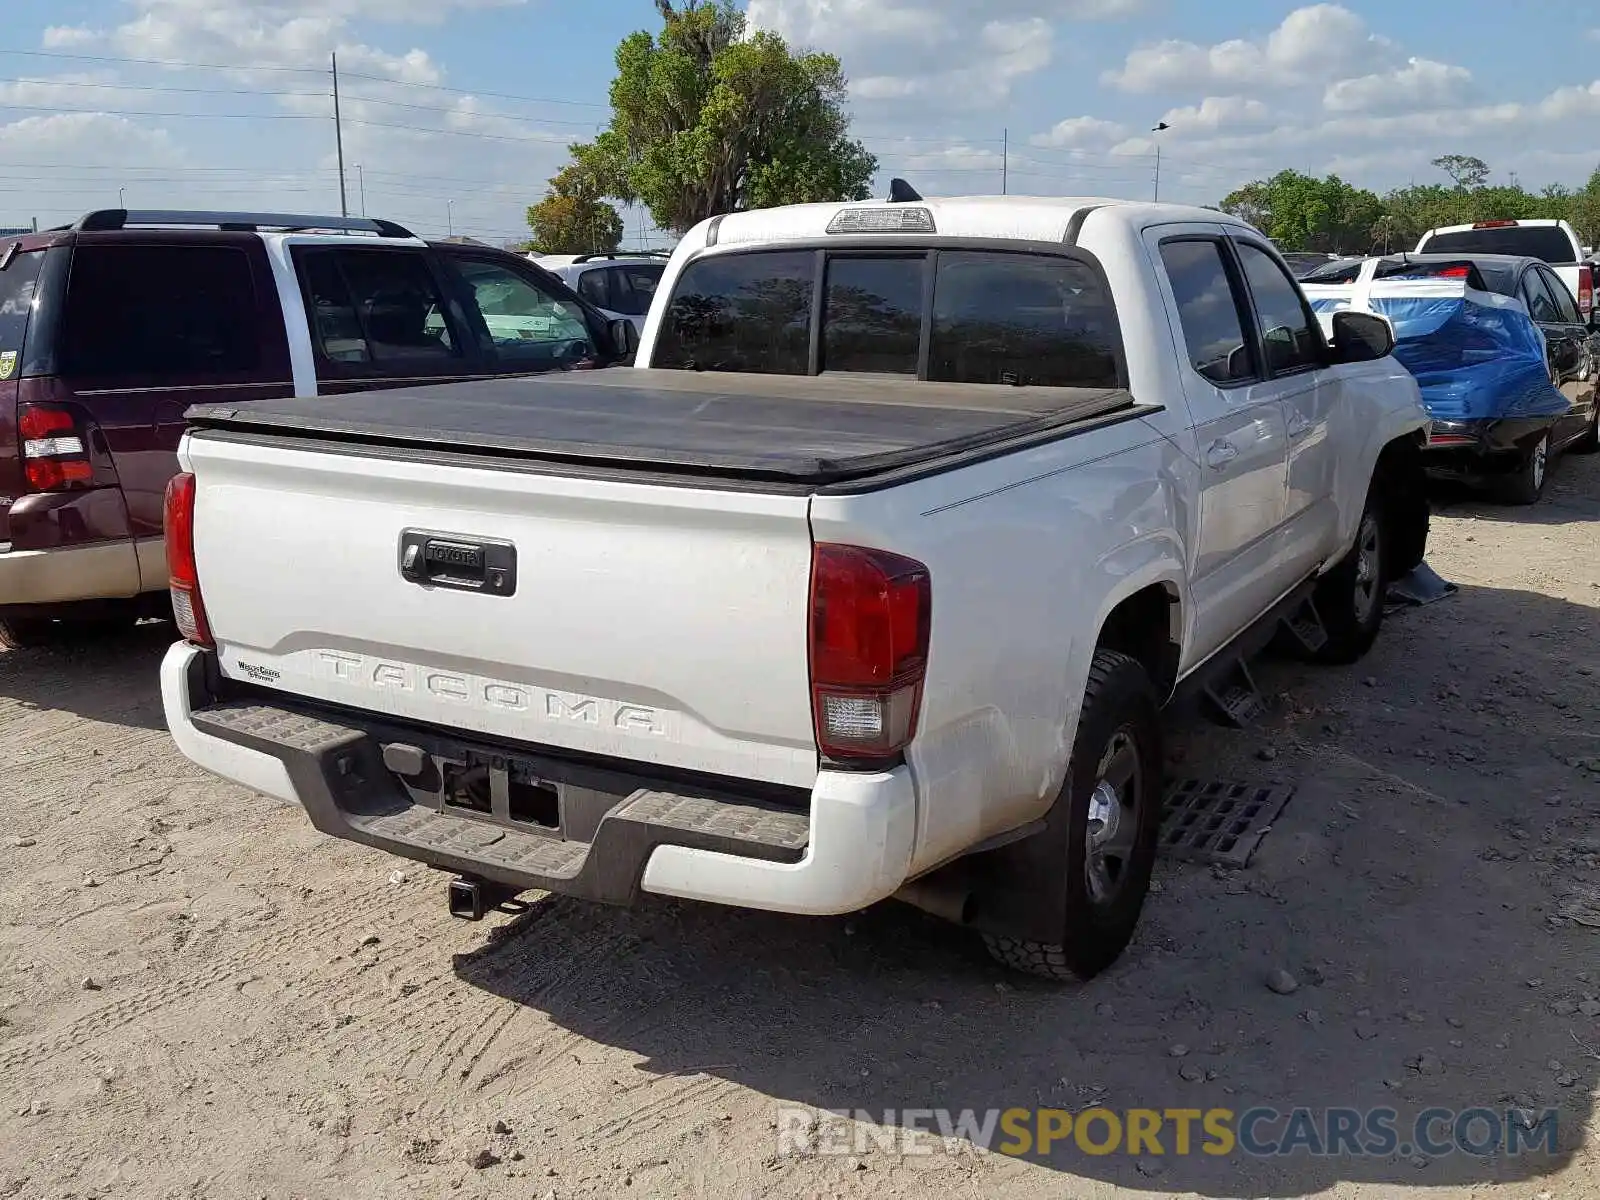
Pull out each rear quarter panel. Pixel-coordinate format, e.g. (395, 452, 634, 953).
(810, 414, 1193, 876)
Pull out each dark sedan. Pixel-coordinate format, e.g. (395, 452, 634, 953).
(1301, 252, 1599, 502)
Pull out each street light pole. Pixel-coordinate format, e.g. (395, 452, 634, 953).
(355, 164, 366, 217)
(332, 52, 348, 218)
(447, 199, 455, 238)
(118, 187, 125, 209)
(1151, 122, 1169, 202)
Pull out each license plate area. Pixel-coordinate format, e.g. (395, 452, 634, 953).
(383, 741, 626, 842)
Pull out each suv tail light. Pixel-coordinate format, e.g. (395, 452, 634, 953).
(1580, 264, 1594, 315)
(164, 471, 212, 647)
(809, 543, 931, 762)
(18, 403, 93, 491)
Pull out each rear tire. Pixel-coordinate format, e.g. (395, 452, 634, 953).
(982, 649, 1163, 982)
(1311, 486, 1386, 665)
(1496, 431, 1550, 505)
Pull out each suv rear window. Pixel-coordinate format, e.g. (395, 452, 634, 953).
(1420, 226, 1577, 264)
(655, 247, 1121, 388)
(60, 245, 261, 379)
(0, 249, 43, 372)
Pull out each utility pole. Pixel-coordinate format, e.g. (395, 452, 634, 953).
(1002, 127, 1008, 195)
(332, 52, 348, 218)
(355, 164, 366, 216)
(1151, 121, 1170, 202)
(447, 199, 455, 238)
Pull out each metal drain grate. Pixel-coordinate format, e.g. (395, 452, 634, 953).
(1159, 779, 1294, 868)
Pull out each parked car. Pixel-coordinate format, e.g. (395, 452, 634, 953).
(0, 209, 636, 650)
(1414, 219, 1594, 319)
(1301, 252, 1598, 502)
(533, 252, 669, 334)
(1278, 251, 1339, 278)
(161, 192, 1429, 981)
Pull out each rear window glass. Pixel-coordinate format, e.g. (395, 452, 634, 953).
(60, 245, 261, 380)
(0, 249, 43, 367)
(823, 256, 922, 374)
(928, 252, 1119, 388)
(1420, 227, 1577, 264)
(653, 251, 814, 374)
(655, 248, 1121, 388)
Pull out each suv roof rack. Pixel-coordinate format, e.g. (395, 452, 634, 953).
(572, 250, 672, 263)
(72, 210, 417, 239)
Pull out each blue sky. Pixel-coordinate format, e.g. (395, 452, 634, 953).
(4, 1, 1600, 244)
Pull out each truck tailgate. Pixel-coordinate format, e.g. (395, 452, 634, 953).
(184, 432, 820, 789)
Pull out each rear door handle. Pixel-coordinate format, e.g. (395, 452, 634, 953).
(1206, 439, 1239, 469)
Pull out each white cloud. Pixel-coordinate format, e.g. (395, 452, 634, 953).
(851, 17, 1054, 109)
(748, 0, 1147, 109)
(1104, 4, 1392, 92)
(1157, 95, 1273, 134)
(1032, 115, 1126, 148)
(42, 26, 103, 48)
(1323, 57, 1473, 114)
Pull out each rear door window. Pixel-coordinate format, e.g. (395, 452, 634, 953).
(1520, 269, 1561, 323)
(928, 252, 1119, 387)
(1235, 242, 1322, 375)
(608, 264, 663, 317)
(59, 244, 262, 380)
(1158, 239, 1257, 386)
(0, 248, 42, 376)
(1541, 267, 1582, 324)
(576, 268, 611, 310)
(823, 256, 923, 374)
(299, 248, 460, 366)
(653, 250, 815, 374)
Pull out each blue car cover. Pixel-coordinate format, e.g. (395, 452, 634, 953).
(1302, 272, 1569, 423)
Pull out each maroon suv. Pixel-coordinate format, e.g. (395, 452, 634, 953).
(0, 209, 636, 649)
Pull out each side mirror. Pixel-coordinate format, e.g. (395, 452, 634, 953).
(609, 317, 641, 362)
(1330, 310, 1394, 363)
(1225, 344, 1252, 378)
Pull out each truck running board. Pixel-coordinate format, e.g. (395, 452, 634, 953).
(1279, 596, 1330, 655)
(1200, 656, 1267, 728)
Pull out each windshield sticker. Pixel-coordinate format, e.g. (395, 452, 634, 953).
(0, 350, 16, 380)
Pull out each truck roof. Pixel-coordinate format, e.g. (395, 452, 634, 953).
(184, 369, 1147, 491)
(689, 194, 1249, 251)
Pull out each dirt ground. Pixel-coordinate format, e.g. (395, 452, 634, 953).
(2, 456, 1598, 1200)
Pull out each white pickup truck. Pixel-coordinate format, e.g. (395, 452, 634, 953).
(160, 192, 1431, 980)
(1416, 218, 1594, 318)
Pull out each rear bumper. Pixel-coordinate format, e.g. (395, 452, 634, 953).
(160, 643, 916, 917)
(1423, 416, 1554, 469)
(0, 538, 157, 607)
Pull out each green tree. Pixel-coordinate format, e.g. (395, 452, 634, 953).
(569, 0, 877, 236)
(1219, 170, 1384, 253)
(1432, 154, 1491, 190)
(525, 162, 624, 255)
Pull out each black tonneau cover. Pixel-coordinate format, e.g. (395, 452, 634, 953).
(185, 369, 1146, 487)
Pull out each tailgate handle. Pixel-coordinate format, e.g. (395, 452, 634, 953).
(398, 530, 517, 597)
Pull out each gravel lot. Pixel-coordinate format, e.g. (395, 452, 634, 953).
(2, 454, 1597, 1200)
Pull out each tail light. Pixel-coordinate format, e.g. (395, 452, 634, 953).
(18, 403, 93, 491)
(1472, 220, 1517, 229)
(809, 543, 931, 762)
(164, 471, 212, 647)
(1579, 264, 1594, 315)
